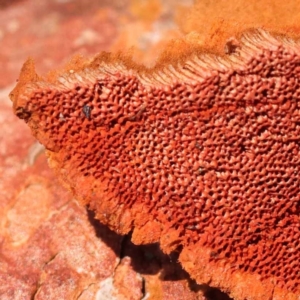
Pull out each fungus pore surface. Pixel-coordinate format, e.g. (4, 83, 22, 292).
(10, 30, 300, 300)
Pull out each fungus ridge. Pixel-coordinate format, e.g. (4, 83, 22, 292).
(11, 29, 300, 300)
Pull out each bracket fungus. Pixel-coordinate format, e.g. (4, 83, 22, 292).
(10, 29, 300, 300)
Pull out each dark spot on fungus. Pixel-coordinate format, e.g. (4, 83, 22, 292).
(198, 167, 206, 175)
(82, 105, 92, 119)
(15, 106, 31, 121)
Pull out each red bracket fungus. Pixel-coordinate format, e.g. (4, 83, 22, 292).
(10, 29, 300, 300)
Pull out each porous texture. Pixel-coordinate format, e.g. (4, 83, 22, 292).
(0, 95, 212, 300)
(11, 29, 300, 300)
